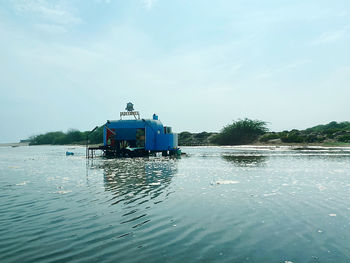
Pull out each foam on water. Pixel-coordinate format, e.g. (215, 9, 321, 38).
(214, 180, 240, 185)
(16, 181, 29, 186)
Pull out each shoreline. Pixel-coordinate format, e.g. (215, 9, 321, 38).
(0, 142, 30, 147)
(2, 142, 350, 148)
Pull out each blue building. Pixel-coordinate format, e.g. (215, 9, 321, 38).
(97, 103, 179, 157)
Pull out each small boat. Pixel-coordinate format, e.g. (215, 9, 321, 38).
(66, 151, 74, 156)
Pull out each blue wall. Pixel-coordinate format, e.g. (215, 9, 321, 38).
(103, 118, 178, 151)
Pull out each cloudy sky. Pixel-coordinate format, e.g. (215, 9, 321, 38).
(0, 0, 349, 142)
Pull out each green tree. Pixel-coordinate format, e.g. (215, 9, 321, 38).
(259, 132, 280, 142)
(29, 126, 104, 145)
(211, 118, 268, 145)
(280, 130, 305, 143)
(66, 129, 83, 143)
(29, 131, 66, 145)
(89, 126, 104, 144)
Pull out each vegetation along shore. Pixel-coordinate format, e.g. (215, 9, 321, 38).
(26, 120, 350, 147)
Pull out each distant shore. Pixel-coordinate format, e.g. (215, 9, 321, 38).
(254, 141, 350, 147)
(0, 142, 29, 147)
(2, 142, 350, 148)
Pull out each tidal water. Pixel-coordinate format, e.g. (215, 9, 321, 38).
(1, 145, 350, 262)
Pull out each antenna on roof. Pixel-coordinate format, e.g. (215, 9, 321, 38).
(125, 102, 134, 112)
(120, 102, 140, 120)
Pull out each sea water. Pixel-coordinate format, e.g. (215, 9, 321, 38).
(1, 145, 350, 262)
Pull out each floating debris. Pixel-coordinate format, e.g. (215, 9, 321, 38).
(263, 193, 277, 197)
(214, 180, 239, 185)
(16, 181, 29, 186)
(316, 184, 326, 191)
(55, 190, 72, 194)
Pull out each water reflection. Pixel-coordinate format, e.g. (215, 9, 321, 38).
(92, 158, 177, 235)
(222, 154, 268, 167)
(101, 158, 177, 201)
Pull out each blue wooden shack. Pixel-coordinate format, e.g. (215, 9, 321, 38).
(90, 103, 179, 158)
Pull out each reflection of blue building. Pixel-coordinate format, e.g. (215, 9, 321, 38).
(99, 103, 179, 157)
(101, 158, 177, 207)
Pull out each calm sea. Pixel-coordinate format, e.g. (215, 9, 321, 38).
(1, 145, 350, 262)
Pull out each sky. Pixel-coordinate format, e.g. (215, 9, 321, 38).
(0, 0, 349, 142)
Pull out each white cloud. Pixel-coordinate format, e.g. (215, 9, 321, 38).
(36, 23, 67, 34)
(311, 26, 349, 45)
(142, 0, 155, 10)
(256, 60, 310, 79)
(10, 0, 81, 25)
(94, 0, 111, 3)
(338, 11, 348, 17)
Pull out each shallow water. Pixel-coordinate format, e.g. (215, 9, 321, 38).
(1, 145, 350, 262)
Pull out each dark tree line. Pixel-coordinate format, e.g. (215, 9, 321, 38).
(179, 120, 350, 145)
(29, 126, 104, 145)
(260, 121, 350, 144)
(28, 120, 350, 146)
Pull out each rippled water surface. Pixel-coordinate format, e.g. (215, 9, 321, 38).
(1, 145, 350, 262)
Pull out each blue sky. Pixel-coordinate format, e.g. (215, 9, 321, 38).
(0, 0, 349, 142)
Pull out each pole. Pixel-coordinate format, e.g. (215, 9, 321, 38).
(86, 135, 89, 159)
(86, 126, 99, 159)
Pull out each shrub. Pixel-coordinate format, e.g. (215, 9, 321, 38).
(89, 126, 104, 144)
(211, 118, 268, 145)
(29, 126, 103, 145)
(338, 134, 350, 143)
(259, 133, 280, 142)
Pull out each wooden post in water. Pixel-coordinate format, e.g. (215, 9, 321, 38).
(86, 126, 99, 159)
